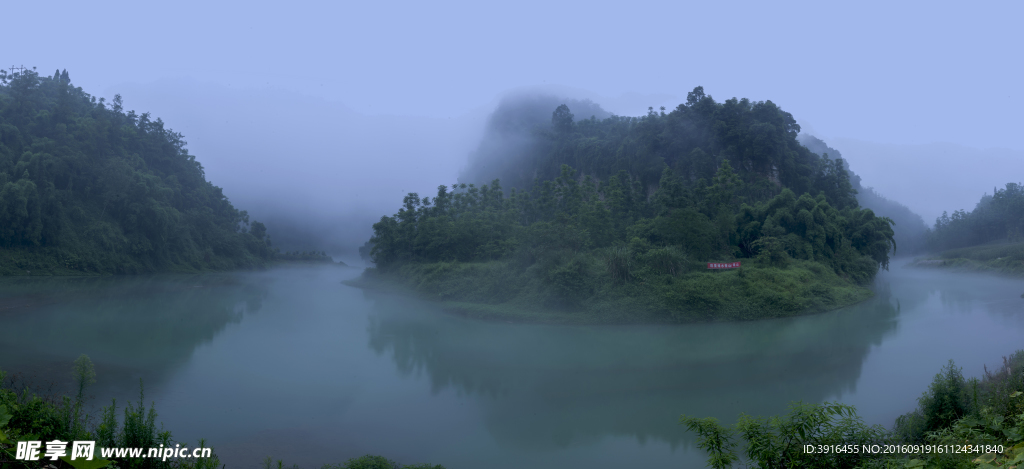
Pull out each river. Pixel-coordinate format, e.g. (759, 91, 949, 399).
(0, 263, 1021, 468)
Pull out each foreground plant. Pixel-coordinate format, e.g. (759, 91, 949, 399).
(0, 359, 223, 469)
(683, 351, 1024, 469)
(681, 401, 892, 469)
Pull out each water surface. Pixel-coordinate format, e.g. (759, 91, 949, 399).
(1, 263, 1021, 468)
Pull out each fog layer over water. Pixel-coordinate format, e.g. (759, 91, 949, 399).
(825, 138, 1024, 224)
(1, 264, 1022, 468)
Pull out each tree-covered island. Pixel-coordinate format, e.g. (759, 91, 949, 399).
(358, 88, 896, 323)
(0, 68, 273, 274)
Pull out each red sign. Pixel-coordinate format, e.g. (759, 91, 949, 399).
(707, 262, 741, 269)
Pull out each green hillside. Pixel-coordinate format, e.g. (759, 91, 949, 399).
(359, 88, 895, 323)
(0, 68, 271, 274)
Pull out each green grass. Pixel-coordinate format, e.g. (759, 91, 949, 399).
(912, 241, 1024, 276)
(352, 256, 873, 324)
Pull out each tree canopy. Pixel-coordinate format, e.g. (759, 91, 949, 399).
(929, 182, 1024, 251)
(365, 88, 897, 319)
(373, 88, 893, 277)
(0, 68, 271, 274)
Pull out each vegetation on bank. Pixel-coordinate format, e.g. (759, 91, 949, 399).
(353, 256, 871, 324)
(908, 182, 1024, 276)
(911, 241, 1024, 277)
(362, 88, 895, 322)
(928, 183, 1024, 253)
(1, 356, 219, 469)
(0, 68, 272, 276)
(682, 350, 1024, 468)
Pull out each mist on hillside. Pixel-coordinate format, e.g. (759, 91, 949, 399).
(458, 93, 611, 189)
(107, 80, 488, 263)
(98, 77, 1024, 265)
(104, 83, 691, 262)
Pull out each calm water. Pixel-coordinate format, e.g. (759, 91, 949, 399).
(1, 263, 1022, 468)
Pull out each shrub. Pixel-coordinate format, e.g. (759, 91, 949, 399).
(681, 402, 891, 469)
(604, 246, 633, 284)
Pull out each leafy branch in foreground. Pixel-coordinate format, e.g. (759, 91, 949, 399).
(682, 402, 891, 469)
(683, 351, 1024, 469)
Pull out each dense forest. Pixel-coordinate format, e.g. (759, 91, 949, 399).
(0, 68, 272, 274)
(912, 182, 1024, 276)
(363, 88, 897, 322)
(928, 182, 1024, 251)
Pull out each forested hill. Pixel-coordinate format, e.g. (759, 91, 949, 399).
(459, 88, 926, 254)
(364, 88, 897, 322)
(0, 68, 271, 274)
(461, 87, 858, 210)
(929, 182, 1024, 251)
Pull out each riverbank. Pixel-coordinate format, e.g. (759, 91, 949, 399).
(908, 241, 1024, 277)
(0, 246, 268, 276)
(347, 258, 874, 324)
(0, 248, 351, 276)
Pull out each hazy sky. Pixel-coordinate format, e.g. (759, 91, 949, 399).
(7, 0, 1021, 146)
(5, 0, 1023, 250)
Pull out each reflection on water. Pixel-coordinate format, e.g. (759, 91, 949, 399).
(0, 273, 267, 397)
(0, 263, 1022, 469)
(365, 288, 900, 451)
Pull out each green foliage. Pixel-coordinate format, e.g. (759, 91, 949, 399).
(317, 454, 445, 469)
(0, 359, 222, 469)
(358, 257, 872, 324)
(750, 236, 789, 268)
(916, 241, 1024, 277)
(982, 351, 1024, 425)
(364, 89, 897, 321)
(895, 360, 980, 444)
(800, 135, 930, 255)
(463, 86, 861, 209)
(679, 416, 738, 469)
(907, 404, 1024, 469)
(0, 68, 271, 275)
(683, 353, 1024, 469)
(930, 183, 1024, 251)
(73, 354, 96, 401)
(683, 402, 891, 469)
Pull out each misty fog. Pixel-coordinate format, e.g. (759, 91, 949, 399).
(105, 82, 687, 261)
(87, 81, 1024, 260)
(4, 1, 1024, 468)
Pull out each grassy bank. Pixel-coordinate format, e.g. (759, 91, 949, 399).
(350, 256, 873, 324)
(910, 241, 1024, 277)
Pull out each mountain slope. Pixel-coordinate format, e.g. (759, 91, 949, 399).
(0, 69, 271, 274)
